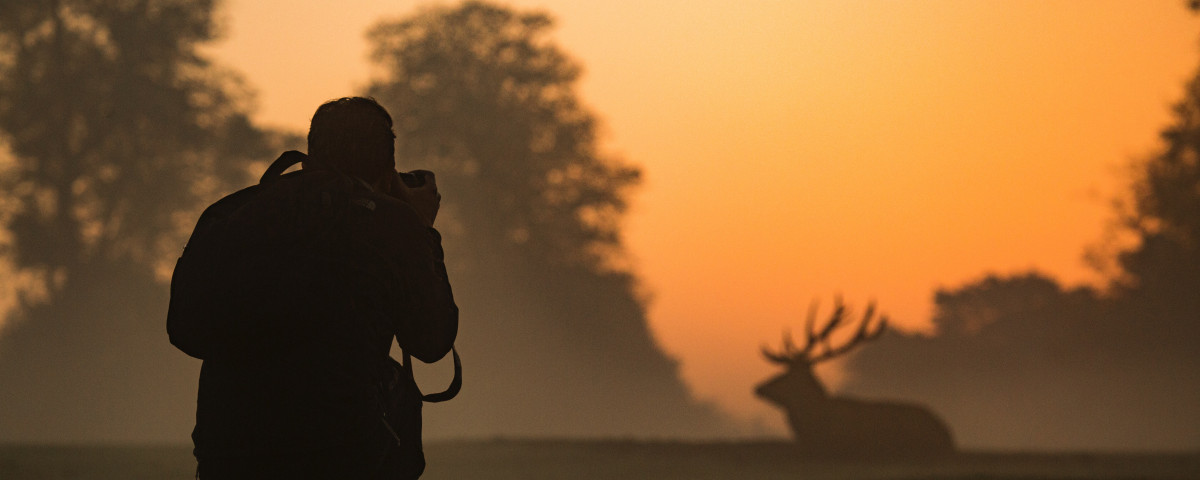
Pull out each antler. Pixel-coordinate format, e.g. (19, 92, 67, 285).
(808, 300, 887, 364)
(761, 328, 800, 364)
(761, 297, 889, 365)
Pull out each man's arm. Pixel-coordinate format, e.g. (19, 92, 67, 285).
(364, 188, 458, 363)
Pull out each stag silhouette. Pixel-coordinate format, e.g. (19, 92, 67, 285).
(755, 299, 955, 459)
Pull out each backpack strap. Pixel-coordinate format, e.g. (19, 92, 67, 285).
(260, 150, 308, 184)
(263, 150, 380, 194)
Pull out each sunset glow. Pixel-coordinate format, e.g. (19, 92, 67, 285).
(209, 0, 1200, 430)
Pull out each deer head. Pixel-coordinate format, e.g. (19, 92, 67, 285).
(755, 298, 888, 408)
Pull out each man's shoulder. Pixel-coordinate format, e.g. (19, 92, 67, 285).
(231, 170, 356, 220)
(352, 189, 432, 238)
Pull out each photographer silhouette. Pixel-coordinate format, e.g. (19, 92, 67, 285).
(169, 97, 459, 479)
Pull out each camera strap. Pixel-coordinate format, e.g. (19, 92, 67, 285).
(406, 347, 462, 403)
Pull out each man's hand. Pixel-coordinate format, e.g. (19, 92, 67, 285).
(388, 170, 440, 227)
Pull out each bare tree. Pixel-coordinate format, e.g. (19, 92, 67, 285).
(756, 298, 955, 459)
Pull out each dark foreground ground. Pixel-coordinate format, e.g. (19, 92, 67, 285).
(2, 440, 1198, 479)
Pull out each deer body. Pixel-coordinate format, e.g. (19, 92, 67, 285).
(756, 363, 954, 458)
(756, 300, 955, 459)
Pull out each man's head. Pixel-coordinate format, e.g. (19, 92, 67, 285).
(306, 97, 396, 184)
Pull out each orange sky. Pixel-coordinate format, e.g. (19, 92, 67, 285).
(208, 0, 1200, 430)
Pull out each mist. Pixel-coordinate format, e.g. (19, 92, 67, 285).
(844, 272, 1200, 451)
(0, 0, 1198, 456)
(0, 0, 733, 444)
(842, 75, 1200, 449)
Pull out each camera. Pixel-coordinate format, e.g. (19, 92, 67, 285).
(396, 170, 430, 188)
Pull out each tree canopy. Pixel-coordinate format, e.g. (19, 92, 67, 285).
(0, 0, 277, 442)
(0, 0, 271, 296)
(366, 1, 639, 270)
(1112, 67, 1200, 312)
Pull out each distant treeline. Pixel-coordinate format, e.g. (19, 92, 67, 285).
(845, 68, 1200, 450)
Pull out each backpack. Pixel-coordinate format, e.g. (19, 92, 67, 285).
(168, 151, 461, 478)
(376, 349, 461, 479)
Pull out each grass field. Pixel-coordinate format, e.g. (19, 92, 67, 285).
(2, 440, 1198, 479)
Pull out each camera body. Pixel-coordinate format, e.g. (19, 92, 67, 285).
(396, 170, 428, 188)
(389, 169, 439, 226)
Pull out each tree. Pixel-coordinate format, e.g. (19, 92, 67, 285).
(1110, 65, 1200, 338)
(367, 1, 637, 270)
(366, 1, 734, 437)
(0, 0, 279, 442)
